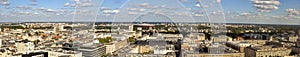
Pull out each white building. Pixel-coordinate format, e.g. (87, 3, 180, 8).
(78, 43, 106, 57)
(15, 42, 34, 54)
(47, 51, 82, 57)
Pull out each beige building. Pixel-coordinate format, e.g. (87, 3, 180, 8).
(104, 37, 128, 54)
(243, 40, 267, 45)
(226, 41, 252, 52)
(211, 36, 230, 43)
(244, 45, 291, 57)
(137, 45, 151, 53)
(185, 53, 244, 57)
(288, 35, 299, 42)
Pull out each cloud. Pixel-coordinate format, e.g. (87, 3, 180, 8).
(64, 3, 70, 6)
(192, 10, 204, 17)
(16, 6, 32, 10)
(128, 11, 142, 15)
(33, 12, 39, 15)
(140, 3, 150, 7)
(235, 12, 260, 18)
(194, 3, 201, 8)
(100, 7, 110, 10)
(180, 0, 189, 2)
(286, 8, 300, 16)
(65, 0, 97, 7)
(37, 7, 47, 10)
(64, 2, 76, 7)
(80, 0, 92, 2)
(19, 12, 31, 15)
(29, 2, 37, 6)
(102, 10, 120, 14)
(239, 12, 251, 16)
(252, 0, 280, 12)
(79, 3, 94, 7)
(0, 0, 10, 6)
(29, 0, 37, 2)
(216, 0, 221, 3)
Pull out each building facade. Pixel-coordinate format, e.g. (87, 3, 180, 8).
(244, 46, 291, 57)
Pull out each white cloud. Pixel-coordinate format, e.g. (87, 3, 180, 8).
(79, 3, 94, 7)
(37, 7, 47, 10)
(19, 12, 31, 15)
(139, 8, 146, 12)
(0, 0, 9, 5)
(194, 3, 201, 8)
(64, 3, 70, 6)
(180, 0, 189, 2)
(252, 0, 280, 12)
(286, 8, 300, 16)
(33, 12, 39, 15)
(103, 10, 120, 14)
(16, 6, 32, 10)
(140, 3, 150, 7)
(29, 0, 37, 2)
(128, 11, 142, 15)
(216, 0, 221, 3)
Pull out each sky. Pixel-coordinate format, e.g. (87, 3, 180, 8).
(0, 0, 299, 25)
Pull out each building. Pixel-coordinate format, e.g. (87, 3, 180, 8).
(187, 33, 206, 41)
(181, 44, 244, 57)
(115, 38, 177, 57)
(226, 41, 255, 52)
(184, 53, 245, 57)
(77, 43, 106, 57)
(15, 40, 35, 54)
(104, 34, 129, 54)
(47, 50, 82, 57)
(21, 52, 48, 57)
(0, 39, 2, 48)
(288, 35, 299, 42)
(291, 38, 300, 54)
(117, 45, 176, 57)
(161, 34, 183, 42)
(104, 43, 116, 54)
(212, 35, 231, 43)
(244, 45, 291, 57)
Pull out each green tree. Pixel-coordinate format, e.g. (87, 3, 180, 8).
(32, 40, 40, 45)
(98, 37, 113, 43)
(128, 37, 135, 42)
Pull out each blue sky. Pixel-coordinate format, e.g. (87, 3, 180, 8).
(0, 0, 299, 25)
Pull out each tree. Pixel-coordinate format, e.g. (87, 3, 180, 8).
(32, 40, 40, 45)
(98, 37, 113, 43)
(128, 37, 135, 42)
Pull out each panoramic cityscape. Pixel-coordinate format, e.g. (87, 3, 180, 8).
(0, 0, 300, 57)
